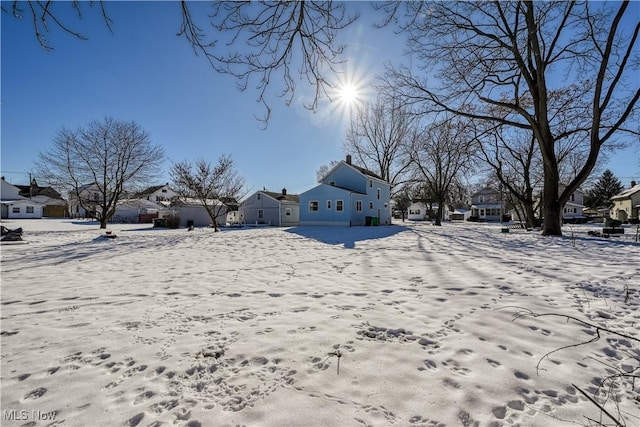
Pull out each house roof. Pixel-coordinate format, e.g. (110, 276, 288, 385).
(262, 191, 299, 203)
(15, 185, 63, 199)
(135, 184, 170, 197)
(321, 159, 386, 184)
(611, 184, 640, 200)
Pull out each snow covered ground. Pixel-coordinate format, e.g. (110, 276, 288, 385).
(1, 219, 638, 427)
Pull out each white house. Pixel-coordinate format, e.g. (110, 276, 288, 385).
(113, 199, 163, 223)
(136, 183, 177, 204)
(1, 178, 44, 219)
(166, 198, 239, 228)
(68, 183, 102, 219)
(300, 155, 391, 226)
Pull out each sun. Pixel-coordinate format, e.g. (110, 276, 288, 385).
(338, 83, 359, 106)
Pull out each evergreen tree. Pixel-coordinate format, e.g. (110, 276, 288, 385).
(584, 170, 624, 207)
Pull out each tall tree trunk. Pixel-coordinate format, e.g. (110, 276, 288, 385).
(100, 218, 107, 229)
(541, 166, 562, 235)
(524, 203, 537, 229)
(434, 199, 444, 226)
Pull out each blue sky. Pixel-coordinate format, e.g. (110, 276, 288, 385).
(2, 1, 639, 196)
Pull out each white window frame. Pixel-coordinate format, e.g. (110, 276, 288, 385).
(369, 201, 374, 210)
(356, 200, 362, 212)
(12, 207, 20, 213)
(285, 208, 291, 216)
(336, 200, 344, 212)
(26, 206, 34, 214)
(327, 200, 332, 210)
(258, 209, 264, 219)
(309, 201, 319, 212)
(377, 188, 381, 200)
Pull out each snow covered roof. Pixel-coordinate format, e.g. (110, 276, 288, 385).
(611, 184, 640, 200)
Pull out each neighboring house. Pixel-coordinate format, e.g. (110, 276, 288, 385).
(240, 188, 300, 227)
(112, 199, 163, 223)
(449, 208, 471, 221)
(167, 198, 238, 227)
(16, 179, 67, 217)
(471, 187, 503, 221)
(1, 178, 43, 219)
(135, 183, 177, 205)
(300, 155, 391, 226)
(561, 187, 586, 222)
(68, 183, 103, 219)
(408, 201, 427, 221)
(610, 181, 640, 222)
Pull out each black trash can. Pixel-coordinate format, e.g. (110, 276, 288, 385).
(365, 216, 372, 226)
(187, 220, 194, 227)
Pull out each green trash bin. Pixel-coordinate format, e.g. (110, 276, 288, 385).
(153, 218, 167, 228)
(372, 217, 379, 226)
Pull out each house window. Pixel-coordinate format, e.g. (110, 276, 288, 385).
(336, 200, 344, 211)
(309, 201, 319, 212)
(327, 200, 332, 210)
(12, 207, 20, 213)
(480, 209, 485, 217)
(258, 209, 264, 219)
(570, 194, 575, 202)
(285, 208, 291, 216)
(479, 195, 485, 203)
(369, 180, 373, 188)
(162, 189, 167, 193)
(369, 201, 374, 210)
(356, 201, 362, 212)
(573, 208, 577, 214)
(329, 181, 336, 186)
(26, 206, 34, 214)
(377, 189, 381, 200)
(257, 193, 261, 200)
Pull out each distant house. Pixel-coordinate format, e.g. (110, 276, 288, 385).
(449, 208, 471, 221)
(300, 155, 391, 226)
(470, 187, 503, 221)
(561, 187, 586, 222)
(167, 197, 239, 227)
(610, 181, 640, 222)
(68, 183, 102, 219)
(16, 179, 67, 217)
(1, 178, 43, 219)
(135, 183, 177, 205)
(113, 199, 163, 223)
(240, 188, 300, 227)
(407, 201, 427, 221)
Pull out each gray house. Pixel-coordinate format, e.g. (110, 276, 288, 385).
(240, 189, 300, 227)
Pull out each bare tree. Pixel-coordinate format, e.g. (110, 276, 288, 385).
(179, 1, 359, 124)
(380, 1, 639, 235)
(408, 117, 476, 226)
(36, 117, 165, 229)
(315, 160, 340, 182)
(343, 95, 415, 196)
(475, 124, 542, 228)
(170, 154, 245, 231)
(2, 0, 112, 50)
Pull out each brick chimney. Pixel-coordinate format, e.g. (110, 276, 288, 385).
(282, 188, 287, 196)
(346, 154, 352, 165)
(632, 180, 637, 188)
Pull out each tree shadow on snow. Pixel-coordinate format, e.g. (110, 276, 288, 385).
(285, 225, 406, 249)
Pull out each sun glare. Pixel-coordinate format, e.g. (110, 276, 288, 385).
(339, 83, 359, 106)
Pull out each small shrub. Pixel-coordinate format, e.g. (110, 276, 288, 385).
(165, 216, 181, 229)
(604, 218, 623, 228)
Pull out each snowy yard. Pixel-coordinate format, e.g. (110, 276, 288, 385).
(1, 219, 638, 427)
